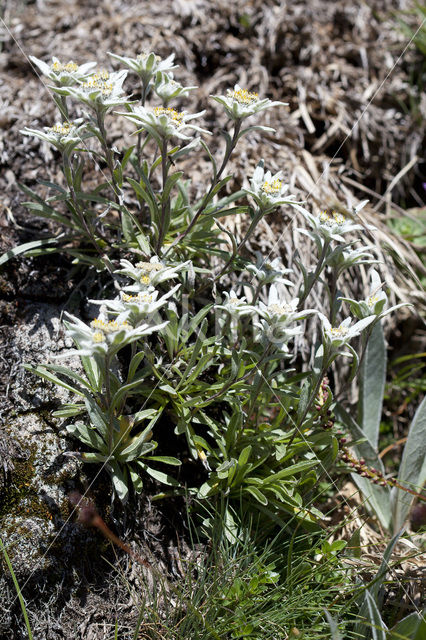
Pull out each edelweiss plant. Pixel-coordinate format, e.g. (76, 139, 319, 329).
(15, 48, 417, 531)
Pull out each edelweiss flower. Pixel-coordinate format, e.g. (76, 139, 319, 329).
(21, 119, 90, 154)
(117, 257, 190, 289)
(91, 285, 180, 326)
(253, 286, 309, 351)
(118, 105, 210, 144)
(211, 84, 287, 120)
(54, 69, 129, 113)
(245, 252, 293, 287)
(62, 310, 168, 359)
(108, 51, 177, 86)
(298, 208, 369, 244)
(154, 72, 196, 105)
(258, 287, 300, 322)
(30, 55, 96, 86)
(319, 314, 376, 348)
(243, 161, 302, 212)
(216, 290, 254, 317)
(339, 269, 409, 320)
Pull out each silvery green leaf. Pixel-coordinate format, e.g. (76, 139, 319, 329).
(392, 396, 426, 532)
(335, 405, 391, 531)
(108, 462, 129, 503)
(359, 322, 386, 450)
(387, 611, 426, 640)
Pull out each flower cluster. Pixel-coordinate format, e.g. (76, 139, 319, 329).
(118, 104, 210, 143)
(63, 308, 166, 360)
(340, 268, 409, 321)
(154, 72, 196, 105)
(340, 449, 391, 487)
(30, 55, 96, 86)
(108, 51, 177, 87)
(244, 161, 301, 212)
(211, 84, 287, 120)
(319, 314, 375, 349)
(299, 208, 368, 244)
(117, 256, 190, 289)
(20, 118, 90, 154)
(54, 69, 129, 112)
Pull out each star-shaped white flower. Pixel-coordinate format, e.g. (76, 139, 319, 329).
(61, 310, 168, 359)
(257, 285, 317, 328)
(216, 290, 255, 317)
(298, 208, 371, 244)
(108, 51, 177, 86)
(211, 84, 286, 120)
(90, 285, 180, 326)
(118, 105, 210, 144)
(54, 69, 130, 113)
(319, 314, 376, 348)
(154, 72, 196, 105)
(339, 269, 410, 320)
(116, 257, 190, 289)
(243, 160, 302, 212)
(21, 119, 90, 154)
(30, 55, 96, 86)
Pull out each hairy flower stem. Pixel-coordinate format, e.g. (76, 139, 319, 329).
(54, 95, 69, 121)
(194, 347, 270, 411)
(96, 110, 121, 204)
(287, 363, 329, 448)
(297, 239, 331, 311)
(136, 82, 149, 166)
(163, 119, 242, 255)
(335, 324, 375, 403)
(213, 209, 263, 285)
(63, 154, 112, 269)
(156, 138, 169, 254)
(103, 354, 115, 455)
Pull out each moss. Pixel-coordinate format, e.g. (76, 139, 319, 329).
(0, 446, 53, 523)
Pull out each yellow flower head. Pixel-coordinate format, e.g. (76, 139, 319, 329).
(367, 295, 379, 307)
(268, 303, 292, 315)
(262, 178, 283, 195)
(329, 325, 349, 337)
(49, 122, 72, 136)
(90, 318, 129, 334)
(228, 87, 259, 105)
(122, 292, 153, 303)
(136, 261, 163, 273)
(83, 70, 113, 96)
(153, 106, 184, 125)
(51, 60, 78, 74)
(319, 210, 346, 226)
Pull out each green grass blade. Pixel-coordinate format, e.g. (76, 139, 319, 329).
(0, 538, 33, 640)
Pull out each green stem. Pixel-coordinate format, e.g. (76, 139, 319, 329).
(211, 209, 263, 286)
(96, 109, 121, 204)
(286, 359, 329, 448)
(156, 137, 169, 255)
(63, 154, 112, 268)
(297, 238, 331, 310)
(103, 354, 115, 455)
(163, 119, 242, 255)
(136, 82, 149, 166)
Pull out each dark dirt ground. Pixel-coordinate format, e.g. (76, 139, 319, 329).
(0, 0, 425, 638)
